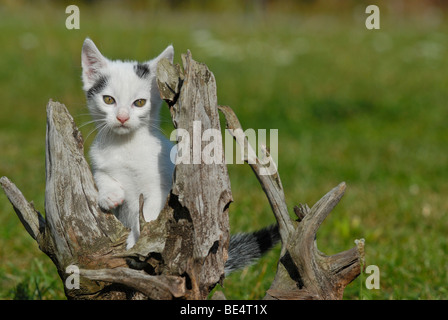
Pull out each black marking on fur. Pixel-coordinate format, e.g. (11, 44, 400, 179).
(134, 63, 150, 78)
(224, 224, 280, 275)
(87, 75, 108, 99)
(254, 224, 280, 253)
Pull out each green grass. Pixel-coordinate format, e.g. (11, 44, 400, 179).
(1, 2, 448, 300)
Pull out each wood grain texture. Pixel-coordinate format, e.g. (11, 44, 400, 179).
(156, 51, 232, 298)
(1, 52, 364, 300)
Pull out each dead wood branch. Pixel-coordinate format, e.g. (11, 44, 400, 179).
(218, 106, 364, 300)
(1, 50, 363, 300)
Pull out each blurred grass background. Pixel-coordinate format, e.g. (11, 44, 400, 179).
(0, 0, 447, 299)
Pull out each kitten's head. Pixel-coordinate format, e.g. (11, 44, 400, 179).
(81, 38, 174, 135)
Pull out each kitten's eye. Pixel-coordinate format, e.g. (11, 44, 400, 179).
(103, 95, 116, 105)
(133, 99, 146, 107)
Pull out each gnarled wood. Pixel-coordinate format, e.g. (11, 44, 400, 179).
(1, 52, 232, 300)
(1, 51, 364, 300)
(218, 105, 364, 300)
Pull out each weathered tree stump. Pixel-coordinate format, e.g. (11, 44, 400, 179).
(218, 105, 365, 300)
(0, 51, 364, 300)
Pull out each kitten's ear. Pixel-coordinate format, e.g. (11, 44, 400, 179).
(150, 45, 174, 67)
(81, 38, 108, 89)
(149, 45, 174, 104)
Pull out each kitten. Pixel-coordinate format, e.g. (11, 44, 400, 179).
(81, 38, 174, 249)
(81, 38, 279, 273)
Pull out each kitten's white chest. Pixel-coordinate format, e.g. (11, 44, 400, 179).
(96, 131, 164, 182)
(92, 129, 174, 223)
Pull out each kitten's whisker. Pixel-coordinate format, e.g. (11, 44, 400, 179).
(149, 123, 167, 136)
(96, 122, 112, 146)
(84, 128, 98, 143)
(84, 121, 108, 143)
(78, 119, 102, 129)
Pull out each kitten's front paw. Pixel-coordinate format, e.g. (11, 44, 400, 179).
(98, 187, 125, 211)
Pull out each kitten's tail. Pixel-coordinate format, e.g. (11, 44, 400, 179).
(224, 224, 280, 275)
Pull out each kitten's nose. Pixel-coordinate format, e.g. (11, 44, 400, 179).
(117, 114, 129, 124)
(116, 109, 130, 124)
